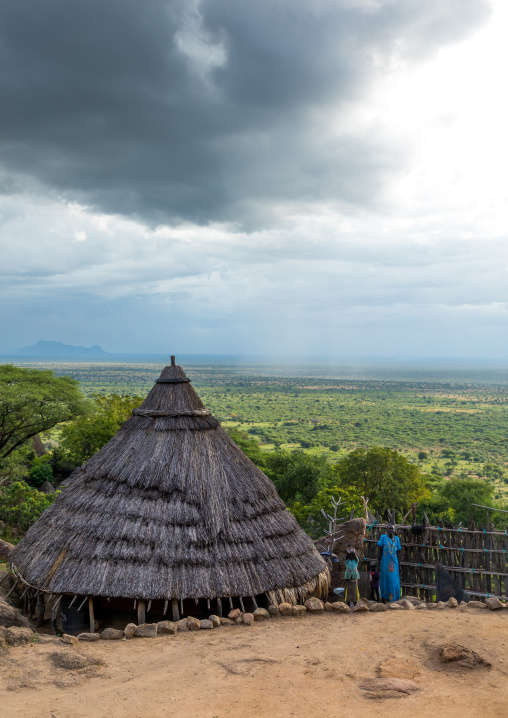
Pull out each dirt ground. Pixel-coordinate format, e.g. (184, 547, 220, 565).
(1, 607, 508, 718)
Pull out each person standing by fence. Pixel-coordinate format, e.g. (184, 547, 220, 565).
(377, 524, 401, 602)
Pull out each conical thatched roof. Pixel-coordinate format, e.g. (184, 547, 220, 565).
(10, 360, 328, 604)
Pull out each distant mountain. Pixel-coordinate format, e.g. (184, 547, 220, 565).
(16, 340, 108, 357)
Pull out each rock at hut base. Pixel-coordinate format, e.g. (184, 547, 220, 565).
(242, 613, 254, 626)
(234, 616, 243, 625)
(62, 633, 79, 645)
(134, 623, 157, 638)
(331, 602, 350, 614)
(359, 597, 371, 608)
(220, 617, 235, 626)
(292, 605, 307, 618)
(426, 603, 438, 609)
(228, 608, 242, 620)
(200, 619, 213, 630)
(157, 620, 177, 635)
(78, 632, 100, 642)
(398, 599, 415, 611)
(176, 618, 189, 631)
(253, 607, 270, 621)
(485, 597, 503, 610)
(208, 615, 221, 628)
(186, 616, 201, 631)
(359, 677, 420, 697)
(400, 595, 424, 606)
(124, 623, 137, 639)
(370, 602, 388, 612)
(304, 597, 324, 613)
(388, 603, 403, 610)
(414, 603, 427, 610)
(447, 597, 458, 608)
(101, 627, 124, 640)
(465, 600, 487, 609)
(267, 605, 280, 616)
(351, 603, 369, 613)
(437, 601, 447, 610)
(279, 603, 293, 616)
(5, 627, 34, 646)
(324, 602, 334, 612)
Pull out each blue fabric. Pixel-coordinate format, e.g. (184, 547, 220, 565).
(344, 558, 360, 580)
(377, 534, 401, 601)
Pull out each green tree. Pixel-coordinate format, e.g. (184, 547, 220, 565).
(0, 365, 87, 460)
(336, 446, 428, 514)
(420, 477, 503, 526)
(0, 481, 59, 538)
(264, 450, 334, 505)
(225, 427, 266, 468)
(27, 457, 54, 489)
(61, 393, 143, 463)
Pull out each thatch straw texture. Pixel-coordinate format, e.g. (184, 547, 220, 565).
(10, 363, 327, 602)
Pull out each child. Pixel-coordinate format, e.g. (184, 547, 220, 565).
(369, 562, 380, 602)
(344, 547, 360, 607)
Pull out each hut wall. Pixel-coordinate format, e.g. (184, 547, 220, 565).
(363, 523, 508, 602)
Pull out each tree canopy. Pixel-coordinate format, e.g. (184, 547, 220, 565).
(264, 450, 334, 506)
(336, 446, 428, 514)
(0, 365, 87, 460)
(61, 392, 143, 464)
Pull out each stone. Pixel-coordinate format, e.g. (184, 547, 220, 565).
(398, 599, 415, 611)
(176, 618, 189, 631)
(208, 615, 221, 628)
(77, 632, 100, 642)
(36, 635, 62, 644)
(134, 623, 157, 638)
(0, 538, 14, 559)
(292, 605, 307, 617)
(378, 658, 421, 680)
(267, 605, 279, 616)
(242, 612, 254, 626)
(304, 597, 324, 613)
(351, 603, 369, 612)
(279, 603, 293, 616)
(253, 607, 270, 621)
(439, 642, 492, 668)
(124, 623, 137, 639)
(359, 597, 371, 608)
(437, 601, 447, 609)
(370, 602, 388, 612)
(331, 518, 366, 592)
(157, 620, 177, 635)
(0, 596, 32, 628)
(485, 597, 503, 610)
(62, 633, 79, 645)
(234, 616, 243, 624)
(426, 602, 438, 609)
(228, 608, 242, 620)
(400, 595, 425, 606)
(5, 627, 34, 646)
(200, 619, 213, 630)
(465, 600, 487, 609)
(186, 616, 201, 631)
(360, 677, 420, 696)
(324, 602, 334, 612)
(388, 603, 403, 610)
(101, 627, 124, 640)
(415, 603, 427, 609)
(447, 597, 458, 608)
(220, 617, 235, 626)
(331, 602, 350, 614)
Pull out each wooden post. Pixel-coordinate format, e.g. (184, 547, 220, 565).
(172, 598, 179, 622)
(37, 592, 46, 628)
(217, 598, 222, 617)
(137, 599, 146, 625)
(88, 596, 95, 634)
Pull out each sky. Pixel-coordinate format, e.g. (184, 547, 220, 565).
(1, 0, 507, 358)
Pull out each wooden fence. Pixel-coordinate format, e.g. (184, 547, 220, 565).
(363, 523, 508, 602)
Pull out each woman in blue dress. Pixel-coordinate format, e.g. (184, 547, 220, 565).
(377, 525, 401, 602)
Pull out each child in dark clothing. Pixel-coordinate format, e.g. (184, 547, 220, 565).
(370, 562, 380, 602)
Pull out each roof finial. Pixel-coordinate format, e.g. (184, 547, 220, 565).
(171, 355, 176, 366)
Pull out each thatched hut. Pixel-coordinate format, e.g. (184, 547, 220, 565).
(10, 358, 328, 631)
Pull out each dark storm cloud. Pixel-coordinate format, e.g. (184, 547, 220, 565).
(0, 0, 490, 227)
